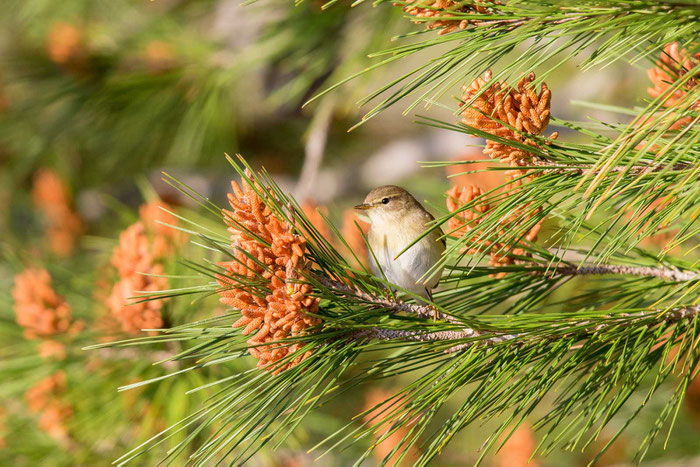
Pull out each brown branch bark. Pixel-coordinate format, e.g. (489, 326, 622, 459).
(314, 274, 462, 324)
(529, 159, 696, 175)
(551, 264, 699, 282)
(315, 268, 698, 354)
(353, 327, 513, 348)
(315, 263, 696, 323)
(355, 305, 700, 354)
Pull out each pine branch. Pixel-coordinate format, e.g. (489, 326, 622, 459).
(447, 303, 700, 353)
(98, 157, 700, 465)
(551, 264, 699, 282)
(313, 273, 462, 323)
(320, 263, 697, 352)
(520, 156, 696, 175)
(316, 263, 697, 323)
(314, 0, 698, 123)
(355, 305, 700, 354)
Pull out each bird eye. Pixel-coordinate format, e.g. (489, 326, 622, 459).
(381, 197, 389, 204)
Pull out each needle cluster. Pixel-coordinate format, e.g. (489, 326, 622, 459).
(302, 200, 369, 268)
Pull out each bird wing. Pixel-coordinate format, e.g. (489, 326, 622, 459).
(422, 210, 446, 251)
(418, 209, 446, 289)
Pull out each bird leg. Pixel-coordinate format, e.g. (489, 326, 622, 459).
(425, 287, 437, 322)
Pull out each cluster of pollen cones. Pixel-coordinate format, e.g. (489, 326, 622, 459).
(12, 268, 74, 339)
(646, 42, 699, 130)
(397, 0, 498, 35)
(460, 70, 557, 177)
(24, 371, 72, 442)
(107, 201, 183, 335)
(216, 172, 322, 373)
(447, 70, 552, 275)
(32, 169, 83, 256)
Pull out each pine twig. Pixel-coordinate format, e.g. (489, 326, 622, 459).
(316, 266, 697, 353)
(314, 273, 462, 324)
(552, 264, 699, 282)
(315, 263, 697, 324)
(353, 326, 512, 346)
(530, 159, 696, 175)
(354, 305, 700, 354)
(445, 304, 700, 353)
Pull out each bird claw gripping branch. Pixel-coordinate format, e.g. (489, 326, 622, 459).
(217, 170, 321, 374)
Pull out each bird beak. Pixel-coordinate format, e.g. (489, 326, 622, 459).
(354, 203, 371, 211)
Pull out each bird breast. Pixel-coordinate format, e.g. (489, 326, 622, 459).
(367, 217, 442, 296)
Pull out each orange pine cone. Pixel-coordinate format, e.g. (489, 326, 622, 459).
(445, 148, 505, 194)
(495, 424, 538, 467)
(143, 40, 177, 72)
(301, 200, 333, 242)
(645, 42, 699, 130)
(46, 22, 84, 65)
(362, 388, 420, 464)
(39, 340, 67, 360)
(453, 70, 551, 275)
(398, 0, 497, 35)
(139, 200, 181, 239)
(460, 70, 557, 173)
(217, 172, 321, 373)
(647, 42, 699, 108)
(31, 169, 83, 256)
(111, 222, 155, 278)
(12, 268, 73, 339)
(25, 371, 72, 442)
(446, 183, 540, 277)
(106, 273, 166, 335)
(341, 209, 370, 268)
(106, 201, 182, 335)
(446, 184, 490, 253)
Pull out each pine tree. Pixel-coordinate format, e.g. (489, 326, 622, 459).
(2, 0, 698, 465)
(96, 1, 699, 464)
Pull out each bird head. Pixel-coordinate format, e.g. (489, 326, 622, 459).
(355, 185, 423, 224)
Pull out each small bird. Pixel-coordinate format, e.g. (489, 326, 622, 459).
(355, 185, 445, 300)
